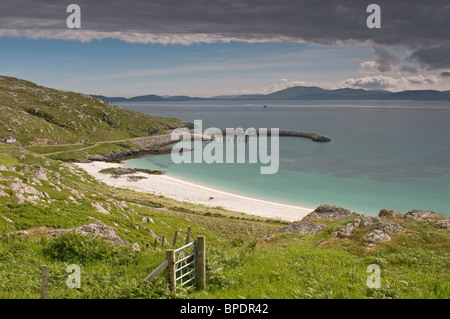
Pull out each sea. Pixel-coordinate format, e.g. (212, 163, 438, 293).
(117, 100, 450, 217)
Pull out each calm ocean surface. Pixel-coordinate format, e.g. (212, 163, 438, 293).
(118, 100, 450, 217)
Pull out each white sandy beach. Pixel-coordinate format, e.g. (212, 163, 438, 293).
(76, 161, 314, 222)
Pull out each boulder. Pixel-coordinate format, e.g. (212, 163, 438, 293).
(131, 243, 141, 252)
(365, 229, 391, 242)
(12, 193, 26, 204)
(359, 216, 380, 228)
(51, 222, 129, 245)
(306, 204, 360, 221)
(359, 216, 406, 234)
(144, 228, 158, 238)
(91, 202, 110, 214)
(376, 220, 407, 233)
(334, 219, 360, 238)
(141, 216, 154, 223)
(0, 190, 9, 197)
(405, 210, 446, 221)
(33, 168, 49, 181)
(379, 209, 405, 219)
(10, 182, 41, 196)
(279, 220, 327, 235)
(433, 219, 450, 230)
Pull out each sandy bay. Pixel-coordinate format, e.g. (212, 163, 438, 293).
(76, 161, 314, 222)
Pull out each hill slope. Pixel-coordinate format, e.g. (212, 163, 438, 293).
(0, 76, 183, 146)
(93, 86, 450, 102)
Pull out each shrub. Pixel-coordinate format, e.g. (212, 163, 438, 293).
(43, 232, 138, 265)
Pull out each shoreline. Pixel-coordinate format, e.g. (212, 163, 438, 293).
(81, 128, 331, 164)
(76, 161, 314, 222)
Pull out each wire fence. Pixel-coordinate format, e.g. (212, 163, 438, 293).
(0, 261, 165, 298)
(0, 226, 197, 298)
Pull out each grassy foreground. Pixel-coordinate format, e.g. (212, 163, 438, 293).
(0, 143, 449, 299)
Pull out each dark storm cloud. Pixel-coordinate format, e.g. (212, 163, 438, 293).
(361, 45, 400, 72)
(400, 66, 418, 74)
(409, 44, 450, 70)
(1, 0, 449, 68)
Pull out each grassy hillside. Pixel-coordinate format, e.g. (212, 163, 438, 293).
(0, 76, 183, 146)
(0, 143, 448, 299)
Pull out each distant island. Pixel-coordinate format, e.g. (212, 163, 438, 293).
(92, 86, 450, 103)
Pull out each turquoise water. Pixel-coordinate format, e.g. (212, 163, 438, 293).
(119, 100, 450, 216)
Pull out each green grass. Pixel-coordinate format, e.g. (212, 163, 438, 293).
(0, 75, 183, 146)
(26, 144, 95, 155)
(0, 153, 20, 166)
(0, 124, 449, 299)
(191, 232, 449, 299)
(47, 142, 140, 161)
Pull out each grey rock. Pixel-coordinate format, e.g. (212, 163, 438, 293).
(379, 209, 405, 219)
(359, 216, 406, 233)
(12, 193, 26, 204)
(51, 222, 129, 245)
(141, 216, 154, 223)
(433, 219, 450, 230)
(1, 215, 14, 223)
(359, 216, 380, 228)
(91, 202, 110, 214)
(25, 195, 41, 204)
(306, 204, 360, 221)
(405, 210, 446, 221)
(365, 229, 391, 242)
(376, 220, 407, 233)
(131, 243, 141, 252)
(0, 190, 9, 197)
(10, 182, 41, 196)
(33, 169, 48, 182)
(335, 220, 360, 238)
(144, 228, 158, 238)
(279, 220, 327, 235)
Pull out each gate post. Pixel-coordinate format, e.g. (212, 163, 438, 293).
(166, 249, 176, 292)
(195, 235, 206, 290)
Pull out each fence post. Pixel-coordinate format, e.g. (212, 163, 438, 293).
(173, 230, 179, 246)
(185, 226, 191, 244)
(166, 249, 176, 292)
(196, 235, 206, 291)
(161, 235, 166, 248)
(41, 265, 48, 299)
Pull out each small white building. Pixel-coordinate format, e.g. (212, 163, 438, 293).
(3, 136, 17, 144)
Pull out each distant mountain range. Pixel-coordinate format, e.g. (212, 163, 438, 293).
(92, 86, 450, 103)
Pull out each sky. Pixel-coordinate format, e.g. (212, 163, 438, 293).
(0, 0, 449, 97)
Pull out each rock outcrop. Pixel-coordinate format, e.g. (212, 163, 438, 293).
(376, 220, 407, 234)
(334, 219, 360, 238)
(379, 209, 405, 219)
(358, 216, 406, 233)
(365, 229, 391, 242)
(305, 204, 360, 221)
(404, 209, 447, 221)
(433, 219, 450, 230)
(50, 222, 129, 245)
(279, 220, 327, 235)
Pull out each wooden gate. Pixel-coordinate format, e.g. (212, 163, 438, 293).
(142, 235, 205, 293)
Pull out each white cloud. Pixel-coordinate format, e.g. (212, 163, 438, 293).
(232, 79, 308, 95)
(0, 28, 302, 45)
(341, 75, 441, 91)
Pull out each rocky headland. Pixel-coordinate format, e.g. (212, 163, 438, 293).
(278, 204, 449, 250)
